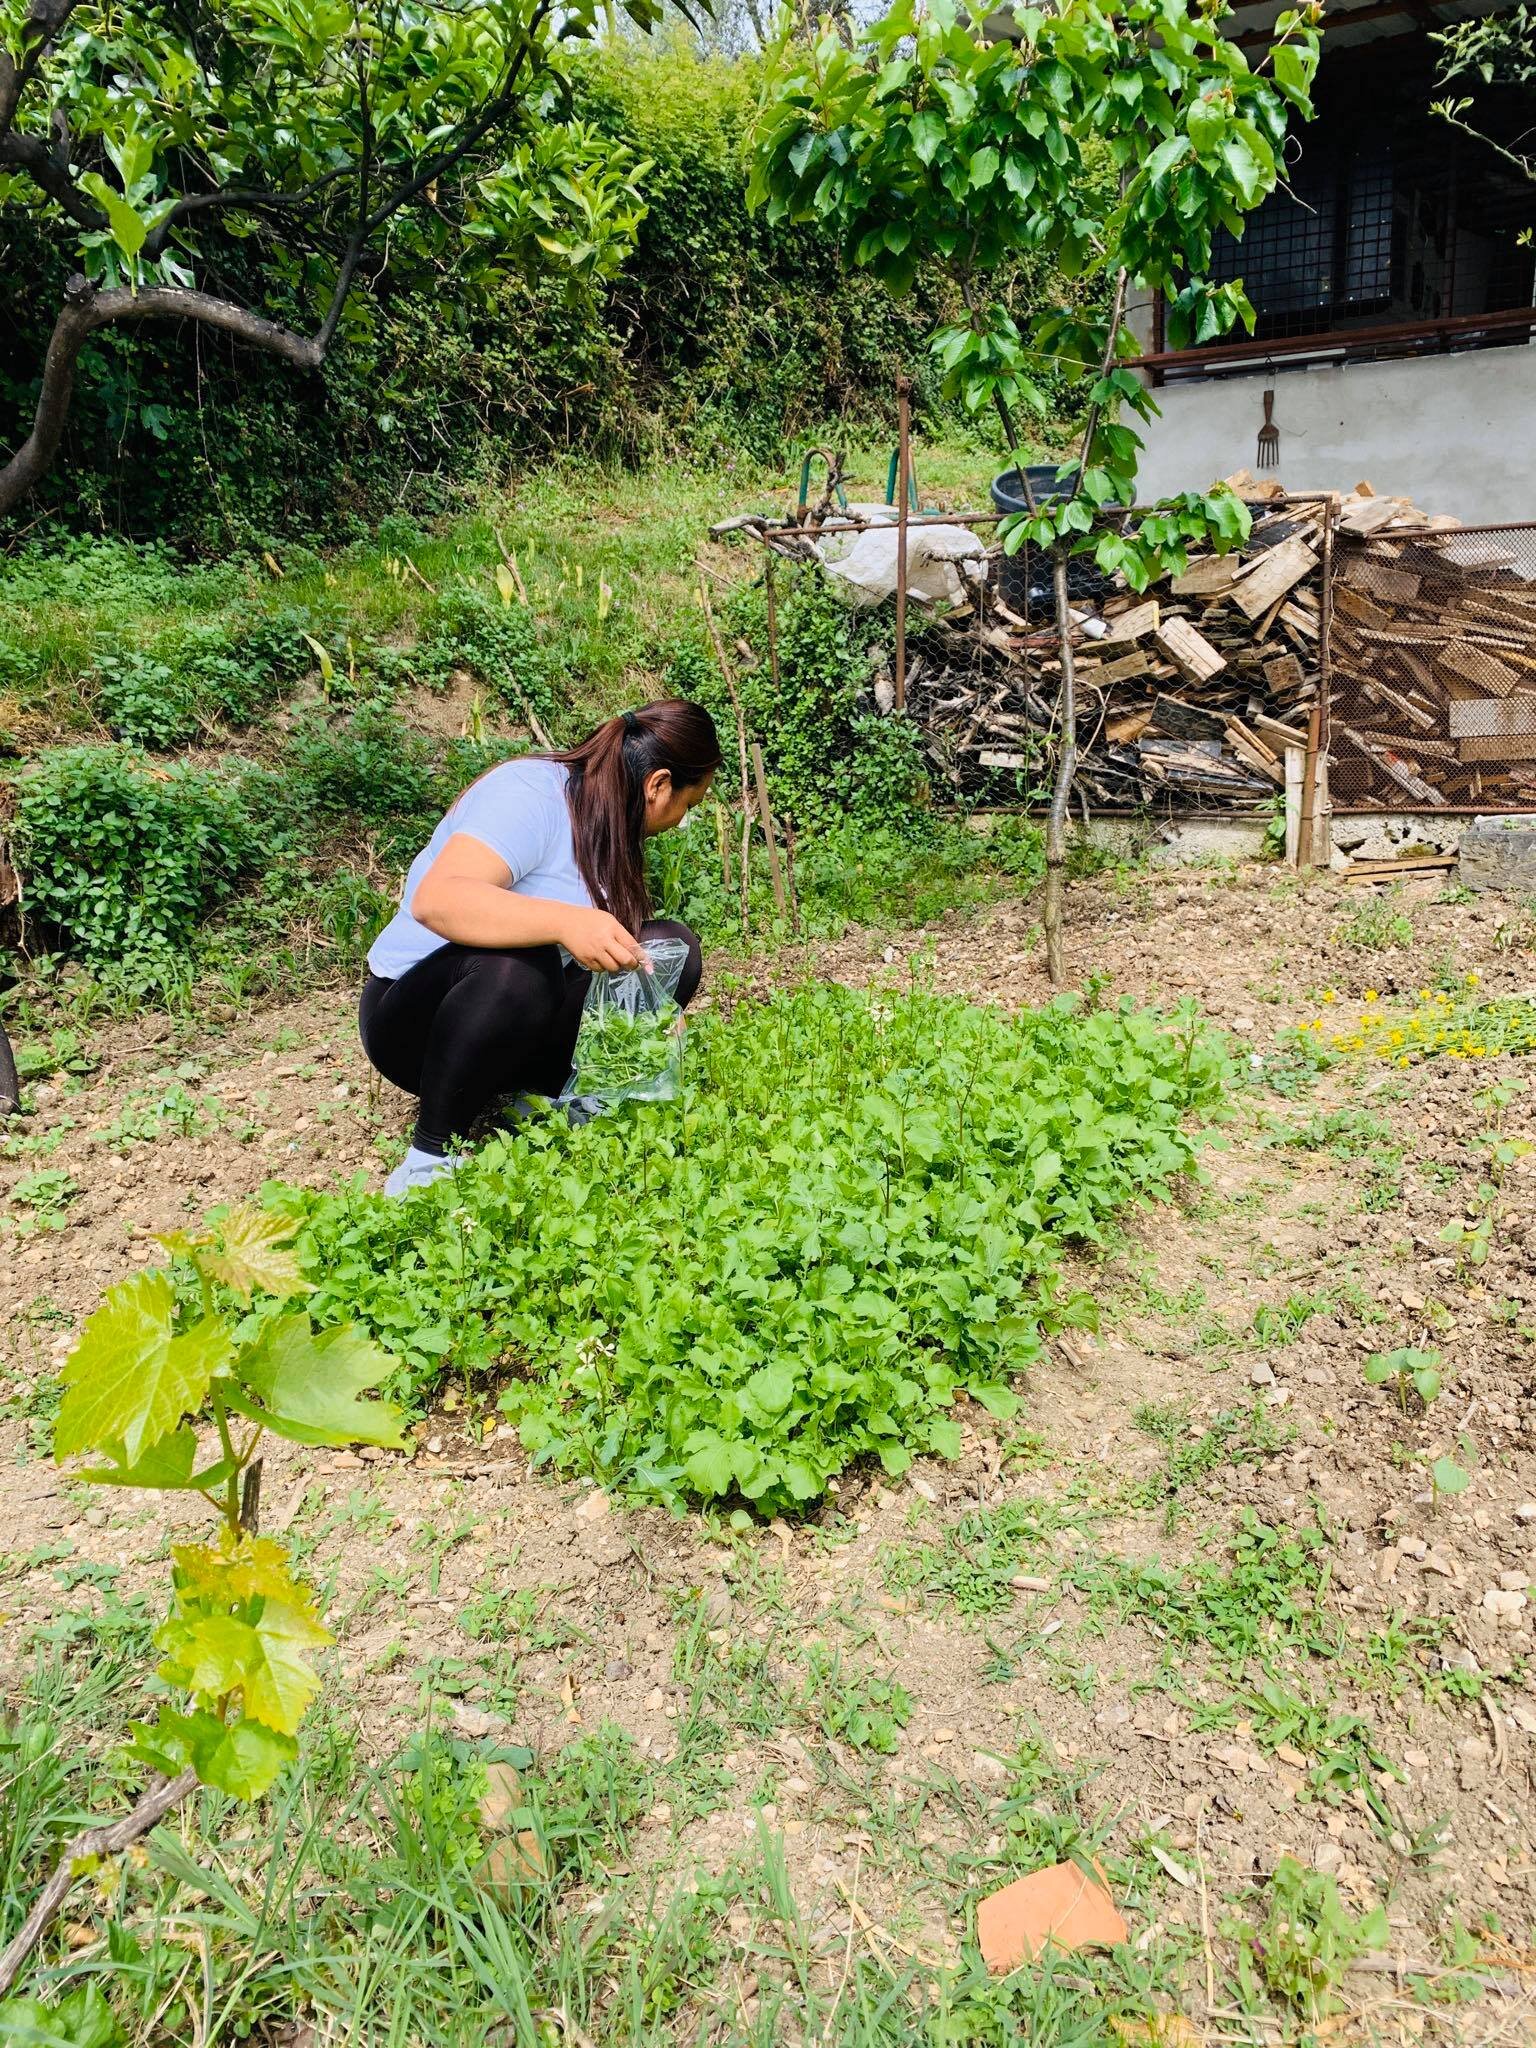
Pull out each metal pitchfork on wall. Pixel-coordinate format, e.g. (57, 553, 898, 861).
(1256, 360, 1280, 471)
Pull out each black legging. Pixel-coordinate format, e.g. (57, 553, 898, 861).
(359, 919, 702, 1155)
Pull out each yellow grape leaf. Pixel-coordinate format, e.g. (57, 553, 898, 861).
(55, 1276, 231, 1464)
(243, 1600, 332, 1734)
(198, 1207, 310, 1305)
(174, 1532, 320, 1615)
(159, 1599, 330, 1735)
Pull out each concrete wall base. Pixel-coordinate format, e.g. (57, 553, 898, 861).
(967, 807, 1536, 869)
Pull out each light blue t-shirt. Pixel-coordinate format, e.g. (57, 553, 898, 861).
(368, 758, 593, 978)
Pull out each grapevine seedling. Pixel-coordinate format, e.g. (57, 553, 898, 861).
(1363, 1347, 1443, 1416)
(0, 1205, 401, 2016)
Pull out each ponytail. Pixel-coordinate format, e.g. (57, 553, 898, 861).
(548, 699, 722, 934)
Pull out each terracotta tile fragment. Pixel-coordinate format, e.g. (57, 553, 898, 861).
(977, 1858, 1127, 1974)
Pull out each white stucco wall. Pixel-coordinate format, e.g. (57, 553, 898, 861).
(1131, 346, 1536, 525)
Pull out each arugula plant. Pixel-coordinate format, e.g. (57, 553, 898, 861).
(282, 982, 1226, 1515)
(0, 1208, 401, 2016)
(749, 0, 1320, 981)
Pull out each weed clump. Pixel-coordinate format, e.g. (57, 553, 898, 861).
(10, 745, 256, 964)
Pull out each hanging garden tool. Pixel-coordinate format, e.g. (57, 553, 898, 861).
(1256, 361, 1280, 471)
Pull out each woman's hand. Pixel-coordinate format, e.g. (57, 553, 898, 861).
(560, 905, 645, 972)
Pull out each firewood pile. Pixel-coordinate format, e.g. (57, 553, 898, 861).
(1328, 510, 1536, 810)
(905, 477, 1536, 815)
(906, 478, 1330, 808)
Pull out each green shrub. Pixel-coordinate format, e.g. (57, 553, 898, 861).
(283, 705, 446, 829)
(277, 981, 1226, 1514)
(11, 746, 255, 962)
(92, 649, 200, 748)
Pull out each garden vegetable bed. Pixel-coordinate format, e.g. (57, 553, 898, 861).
(280, 982, 1226, 1512)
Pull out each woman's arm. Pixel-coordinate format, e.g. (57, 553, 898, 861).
(410, 834, 643, 971)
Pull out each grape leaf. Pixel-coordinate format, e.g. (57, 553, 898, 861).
(78, 1426, 201, 1490)
(55, 1275, 231, 1463)
(130, 1705, 295, 1801)
(175, 1533, 319, 1609)
(158, 1600, 330, 1735)
(224, 1315, 405, 1448)
(197, 1206, 311, 1304)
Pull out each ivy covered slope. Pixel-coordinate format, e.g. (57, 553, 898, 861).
(279, 983, 1226, 1514)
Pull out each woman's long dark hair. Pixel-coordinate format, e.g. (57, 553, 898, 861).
(549, 699, 721, 934)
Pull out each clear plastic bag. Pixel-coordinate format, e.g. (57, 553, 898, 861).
(559, 935, 691, 1118)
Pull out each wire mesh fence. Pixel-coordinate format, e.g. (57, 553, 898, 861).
(1326, 523, 1536, 812)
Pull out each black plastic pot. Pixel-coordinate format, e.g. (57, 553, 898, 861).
(990, 465, 1116, 618)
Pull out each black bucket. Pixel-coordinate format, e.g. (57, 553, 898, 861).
(990, 465, 1116, 618)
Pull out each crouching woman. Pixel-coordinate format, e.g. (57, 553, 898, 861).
(361, 698, 721, 1194)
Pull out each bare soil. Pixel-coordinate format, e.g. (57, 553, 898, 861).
(4, 863, 1535, 2037)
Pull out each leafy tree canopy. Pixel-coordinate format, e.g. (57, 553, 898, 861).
(750, 0, 1320, 566)
(0, 0, 691, 515)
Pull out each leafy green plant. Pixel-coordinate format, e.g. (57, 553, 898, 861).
(53, 1209, 402, 1794)
(800, 1647, 911, 1753)
(1364, 1347, 1442, 1414)
(1336, 900, 1415, 952)
(9, 1169, 80, 1232)
(1239, 1855, 1388, 2020)
(281, 981, 1226, 1513)
(91, 649, 200, 749)
(572, 1002, 679, 1096)
(1430, 1454, 1471, 1510)
(9, 746, 255, 965)
(0, 1208, 402, 2017)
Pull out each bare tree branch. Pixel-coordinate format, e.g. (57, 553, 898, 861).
(0, 275, 324, 517)
(140, 165, 357, 261)
(0, 1766, 200, 1999)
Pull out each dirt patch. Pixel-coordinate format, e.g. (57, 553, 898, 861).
(4, 862, 1535, 2033)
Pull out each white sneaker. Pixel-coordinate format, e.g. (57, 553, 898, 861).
(383, 1146, 463, 1197)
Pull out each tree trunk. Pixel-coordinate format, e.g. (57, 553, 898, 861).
(0, 276, 324, 521)
(1041, 548, 1077, 988)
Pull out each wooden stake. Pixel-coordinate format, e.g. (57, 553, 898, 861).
(697, 573, 753, 940)
(894, 376, 912, 713)
(750, 742, 787, 914)
(714, 799, 733, 892)
(1297, 697, 1322, 872)
(783, 818, 801, 937)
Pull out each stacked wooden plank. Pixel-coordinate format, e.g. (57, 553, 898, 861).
(907, 484, 1329, 808)
(1327, 504, 1536, 809)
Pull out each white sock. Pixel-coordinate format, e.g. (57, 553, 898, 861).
(383, 1146, 462, 1197)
